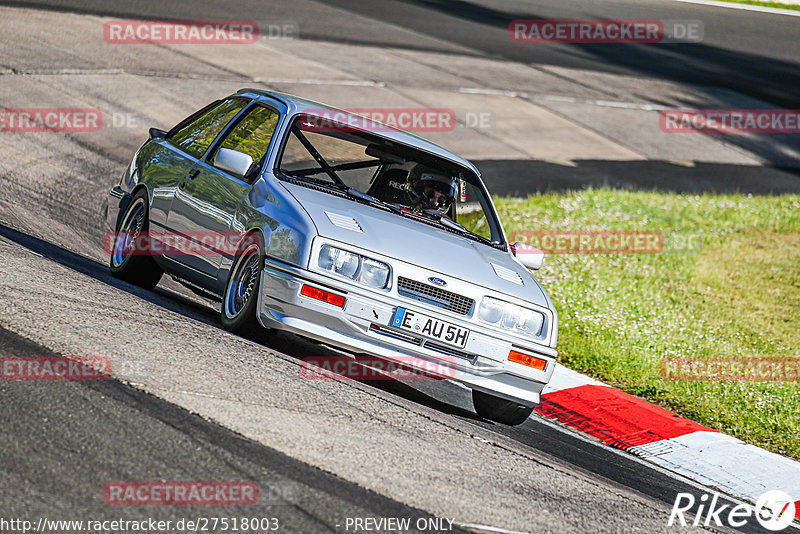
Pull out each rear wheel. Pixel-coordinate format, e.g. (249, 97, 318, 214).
(221, 236, 264, 335)
(472, 389, 534, 426)
(109, 189, 163, 289)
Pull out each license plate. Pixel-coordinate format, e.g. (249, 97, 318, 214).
(391, 307, 470, 348)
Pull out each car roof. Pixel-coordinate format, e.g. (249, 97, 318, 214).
(236, 88, 481, 176)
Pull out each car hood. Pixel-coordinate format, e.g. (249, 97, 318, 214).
(282, 182, 549, 308)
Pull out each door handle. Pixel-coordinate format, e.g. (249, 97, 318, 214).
(187, 169, 200, 180)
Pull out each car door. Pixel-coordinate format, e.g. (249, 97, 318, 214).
(165, 103, 281, 280)
(147, 98, 248, 232)
(158, 98, 250, 276)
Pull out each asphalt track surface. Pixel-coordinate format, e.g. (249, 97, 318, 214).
(0, 323, 472, 534)
(5, 0, 799, 109)
(0, 1, 796, 533)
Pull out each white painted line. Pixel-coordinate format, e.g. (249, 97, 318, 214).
(531, 95, 669, 111)
(458, 87, 529, 98)
(672, 0, 800, 17)
(457, 88, 669, 111)
(254, 78, 386, 87)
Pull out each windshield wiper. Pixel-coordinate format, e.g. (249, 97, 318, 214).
(411, 209, 468, 232)
(282, 173, 341, 189)
(340, 187, 407, 215)
(405, 209, 499, 246)
(298, 179, 399, 212)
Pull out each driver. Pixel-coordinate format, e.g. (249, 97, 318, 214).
(405, 164, 458, 215)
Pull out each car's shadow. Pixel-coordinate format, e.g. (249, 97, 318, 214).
(260, 327, 482, 421)
(0, 222, 483, 423)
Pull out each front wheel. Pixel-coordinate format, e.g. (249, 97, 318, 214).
(109, 189, 163, 289)
(472, 389, 534, 426)
(221, 235, 264, 335)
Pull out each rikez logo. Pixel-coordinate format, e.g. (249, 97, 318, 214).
(428, 277, 447, 286)
(669, 490, 796, 531)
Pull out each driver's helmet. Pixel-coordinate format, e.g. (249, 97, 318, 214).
(407, 164, 458, 214)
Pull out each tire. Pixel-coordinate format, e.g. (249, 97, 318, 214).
(221, 235, 264, 335)
(109, 189, 163, 289)
(472, 389, 534, 426)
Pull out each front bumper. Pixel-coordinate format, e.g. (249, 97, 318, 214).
(258, 259, 556, 406)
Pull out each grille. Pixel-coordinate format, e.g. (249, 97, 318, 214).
(397, 277, 474, 315)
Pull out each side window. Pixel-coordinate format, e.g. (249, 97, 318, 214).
(168, 98, 248, 159)
(210, 105, 280, 179)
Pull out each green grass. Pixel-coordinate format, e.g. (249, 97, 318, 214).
(495, 189, 800, 458)
(716, 0, 800, 10)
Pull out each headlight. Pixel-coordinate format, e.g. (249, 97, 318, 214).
(360, 258, 390, 288)
(318, 245, 390, 289)
(478, 296, 544, 339)
(319, 246, 360, 278)
(478, 298, 503, 323)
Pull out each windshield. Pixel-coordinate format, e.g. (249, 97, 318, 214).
(277, 114, 504, 246)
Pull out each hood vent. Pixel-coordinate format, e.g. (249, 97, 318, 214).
(325, 211, 363, 233)
(491, 263, 524, 285)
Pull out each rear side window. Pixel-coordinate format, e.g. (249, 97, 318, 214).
(169, 98, 247, 158)
(211, 105, 280, 175)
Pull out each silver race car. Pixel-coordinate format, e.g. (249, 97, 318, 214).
(105, 89, 558, 425)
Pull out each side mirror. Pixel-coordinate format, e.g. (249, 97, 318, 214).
(149, 128, 167, 139)
(511, 242, 544, 270)
(214, 148, 254, 178)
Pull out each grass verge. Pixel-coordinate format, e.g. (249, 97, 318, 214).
(714, 0, 800, 11)
(496, 189, 800, 458)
